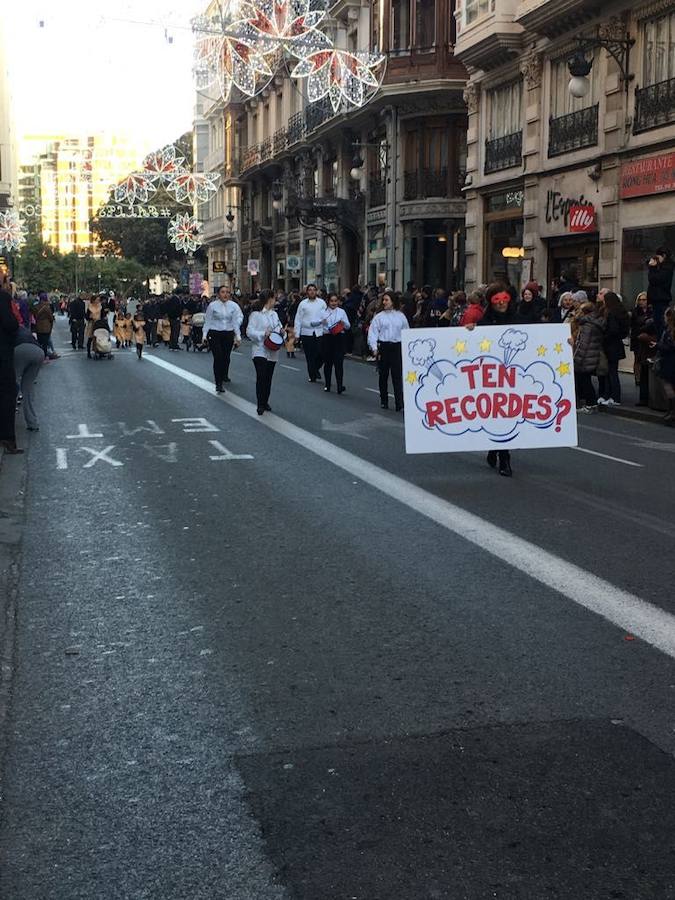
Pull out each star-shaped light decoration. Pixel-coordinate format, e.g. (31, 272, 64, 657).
(537, 345, 547, 356)
(167, 213, 203, 253)
(241, 0, 331, 57)
(165, 171, 221, 205)
(556, 361, 571, 376)
(405, 370, 417, 385)
(114, 172, 157, 204)
(479, 338, 492, 352)
(292, 49, 385, 112)
(0, 210, 27, 251)
(143, 145, 187, 180)
(454, 339, 467, 354)
(553, 342, 564, 353)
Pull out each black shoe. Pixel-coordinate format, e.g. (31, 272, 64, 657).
(224, 377, 231, 383)
(264, 404, 272, 411)
(324, 386, 331, 392)
(257, 407, 265, 416)
(381, 402, 389, 409)
(487, 451, 497, 468)
(315, 374, 322, 382)
(216, 384, 225, 393)
(499, 459, 513, 477)
(395, 405, 404, 412)
(309, 378, 316, 383)
(337, 386, 345, 394)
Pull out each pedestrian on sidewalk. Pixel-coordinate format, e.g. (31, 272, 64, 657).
(571, 302, 605, 413)
(294, 283, 327, 383)
(14, 326, 44, 431)
(246, 290, 284, 415)
(321, 292, 349, 393)
(598, 292, 629, 407)
(368, 291, 407, 412)
(203, 286, 243, 393)
(646, 247, 673, 333)
(132, 313, 146, 359)
(630, 292, 656, 407)
(0, 286, 21, 454)
(33, 293, 54, 357)
(68, 294, 86, 349)
(652, 307, 675, 422)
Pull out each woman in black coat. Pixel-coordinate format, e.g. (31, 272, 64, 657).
(0, 287, 21, 453)
(598, 292, 629, 406)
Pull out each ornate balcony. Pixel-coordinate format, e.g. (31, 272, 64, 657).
(484, 131, 522, 173)
(305, 97, 334, 134)
(287, 112, 305, 145)
(273, 128, 287, 155)
(634, 78, 675, 134)
(241, 144, 261, 171)
(403, 168, 451, 200)
(260, 138, 272, 163)
(548, 104, 598, 157)
(369, 174, 387, 206)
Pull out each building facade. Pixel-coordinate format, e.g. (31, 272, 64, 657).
(208, 0, 467, 294)
(456, 0, 675, 303)
(0, 17, 16, 213)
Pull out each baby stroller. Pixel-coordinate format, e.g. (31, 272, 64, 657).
(191, 312, 206, 351)
(92, 327, 114, 360)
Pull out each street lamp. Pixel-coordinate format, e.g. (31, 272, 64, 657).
(349, 150, 364, 181)
(271, 181, 283, 211)
(225, 208, 235, 231)
(567, 51, 593, 99)
(566, 26, 635, 98)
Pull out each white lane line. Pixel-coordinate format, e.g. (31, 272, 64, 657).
(365, 387, 395, 400)
(146, 354, 675, 661)
(572, 447, 643, 468)
(280, 364, 299, 371)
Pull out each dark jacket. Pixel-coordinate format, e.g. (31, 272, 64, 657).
(15, 325, 40, 347)
(573, 312, 605, 373)
(630, 306, 657, 364)
(656, 328, 675, 387)
(516, 298, 544, 324)
(34, 301, 54, 335)
(165, 295, 182, 320)
(69, 298, 86, 321)
(0, 291, 19, 361)
(603, 310, 629, 362)
(647, 259, 674, 307)
(478, 301, 517, 328)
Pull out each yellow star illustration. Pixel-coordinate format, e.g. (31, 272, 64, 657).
(454, 340, 467, 354)
(405, 370, 417, 385)
(537, 345, 547, 357)
(553, 342, 564, 353)
(479, 338, 492, 352)
(556, 361, 571, 376)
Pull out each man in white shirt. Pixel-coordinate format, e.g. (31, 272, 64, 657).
(293, 283, 327, 382)
(203, 286, 244, 392)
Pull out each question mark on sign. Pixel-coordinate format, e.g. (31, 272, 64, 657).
(555, 399, 572, 432)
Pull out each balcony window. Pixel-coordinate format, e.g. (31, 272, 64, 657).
(462, 0, 493, 29)
(392, 0, 411, 50)
(415, 1, 435, 49)
(548, 104, 599, 157)
(635, 10, 675, 133)
(550, 53, 598, 119)
(484, 81, 522, 174)
(391, 1, 436, 52)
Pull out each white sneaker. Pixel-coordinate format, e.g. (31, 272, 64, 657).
(597, 397, 608, 406)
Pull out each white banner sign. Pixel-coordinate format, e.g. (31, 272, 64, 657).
(402, 325, 578, 454)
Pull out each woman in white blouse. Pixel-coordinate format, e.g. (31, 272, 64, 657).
(367, 291, 408, 411)
(203, 286, 243, 393)
(321, 292, 350, 393)
(246, 290, 285, 415)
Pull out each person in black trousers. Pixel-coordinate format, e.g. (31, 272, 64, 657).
(247, 290, 284, 414)
(68, 295, 86, 349)
(321, 293, 350, 393)
(203, 288, 244, 392)
(294, 284, 327, 382)
(367, 291, 408, 411)
(0, 285, 21, 454)
(165, 294, 182, 350)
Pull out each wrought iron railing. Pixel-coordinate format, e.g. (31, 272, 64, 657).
(260, 138, 272, 162)
(403, 167, 451, 200)
(548, 104, 598, 157)
(241, 144, 261, 171)
(369, 174, 387, 206)
(287, 112, 305, 145)
(305, 97, 334, 134)
(634, 78, 675, 133)
(484, 131, 523, 173)
(273, 128, 287, 155)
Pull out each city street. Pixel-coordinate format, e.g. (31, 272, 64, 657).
(1, 319, 675, 899)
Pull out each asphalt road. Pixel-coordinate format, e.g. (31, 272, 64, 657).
(1, 318, 674, 900)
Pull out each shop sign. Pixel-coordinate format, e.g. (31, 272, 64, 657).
(286, 254, 301, 271)
(569, 204, 596, 233)
(212, 260, 227, 272)
(246, 258, 259, 275)
(620, 152, 675, 199)
(545, 190, 595, 231)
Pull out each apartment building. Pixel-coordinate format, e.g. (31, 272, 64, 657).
(456, 0, 675, 303)
(211, 1, 467, 294)
(0, 17, 16, 212)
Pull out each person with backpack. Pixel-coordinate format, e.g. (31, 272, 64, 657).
(597, 292, 629, 406)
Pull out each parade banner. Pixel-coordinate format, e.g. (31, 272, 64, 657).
(402, 325, 577, 454)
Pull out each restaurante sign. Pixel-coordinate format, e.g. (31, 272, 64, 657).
(620, 152, 675, 199)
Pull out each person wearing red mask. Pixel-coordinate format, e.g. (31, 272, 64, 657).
(466, 282, 516, 477)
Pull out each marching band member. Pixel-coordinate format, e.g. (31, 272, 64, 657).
(367, 291, 408, 411)
(203, 286, 243, 393)
(321, 292, 349, 393)
(294, 283, 327, 382)
(246, 289, 285, 415)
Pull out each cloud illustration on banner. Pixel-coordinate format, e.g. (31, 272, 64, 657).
(408, 339, 436, 367)
(498, 329, 528, 366)
(414, 357, 563, 440)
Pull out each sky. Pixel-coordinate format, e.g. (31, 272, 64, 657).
(9, 0, 206, 160)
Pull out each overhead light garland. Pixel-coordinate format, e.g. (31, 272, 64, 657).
(0, 210, 27, 252)
(167, 212, 204, 253)
(192, 0, 385, 112)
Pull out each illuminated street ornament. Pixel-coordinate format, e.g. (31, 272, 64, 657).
(292, 49, 384, 112)
(0, 210, 27, 252)
(168, 213, 203, 253)
(192, 0, 385, 111)
(165, 171, 221, 204)
(143, 145, 187, 179)
(114, 172, 157, 204)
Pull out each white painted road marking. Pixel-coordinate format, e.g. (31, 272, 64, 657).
(572, 447, 643, 468)
(56, 449, 68, 470)
(66, 424, 103, 439)
(207, 440, 254, 461)
(365, 387, 395, 400)
(280, 364, 299, 371)
(171, 417, 219, 433)
(79, 446, 124, 468)
(146, 353, 675, 662)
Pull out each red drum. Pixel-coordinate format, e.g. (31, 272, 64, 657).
(263, 331, 284, 352)
(328, 320, 345, 335)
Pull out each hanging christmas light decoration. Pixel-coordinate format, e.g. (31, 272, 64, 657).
(167, 212, 203, 253)
(192, 0, 385, 110)
(165, 171, 221, 205)
(143, 144, 187, 179)
(114, 172, 158, 204)
(0, 210, 27, 252)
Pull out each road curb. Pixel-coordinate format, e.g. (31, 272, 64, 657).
(601, 406, 672, 427)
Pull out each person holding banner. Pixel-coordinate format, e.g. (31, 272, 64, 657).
(368, 291, 408, 411)
(321, 293, 350, 393)
(246, 290, 285, 415)
(466, 282, 516, 476)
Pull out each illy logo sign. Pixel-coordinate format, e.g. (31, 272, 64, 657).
(569, 204, 596, 233)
